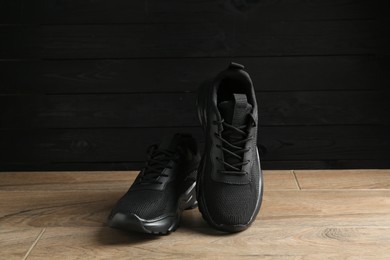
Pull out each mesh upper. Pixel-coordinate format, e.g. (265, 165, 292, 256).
(199, 63, 262, 228)
(203, 95, 260, 225)
(111, 183, 176, 219)
(204, 178, 257, 225)
(109, 133, 199, 220)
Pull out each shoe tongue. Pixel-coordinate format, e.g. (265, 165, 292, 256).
(218, 93, 252, 126)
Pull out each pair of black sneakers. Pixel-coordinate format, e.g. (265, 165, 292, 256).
(108, 62, 263, 234)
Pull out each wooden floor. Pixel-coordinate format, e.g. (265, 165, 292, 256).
(1, 170, 389, 259)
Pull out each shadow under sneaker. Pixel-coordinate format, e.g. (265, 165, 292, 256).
(196, 62, 263, 233)
(108, 133, 200, 235)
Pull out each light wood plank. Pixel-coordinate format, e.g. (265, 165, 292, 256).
(0, 171, 137, 191)
(1, 171, 390, 259)
(261, 190, 390, 222)
(0, 190, 121, 227)
(0, 170, 297, 191)
(25, 225, 390, 259)
(182, 204, 390, 229)
(294, 170, 390, 190)
(0, 228, 43, 259)
(264, 170, 298, 190)
(1, 189, 389, 228)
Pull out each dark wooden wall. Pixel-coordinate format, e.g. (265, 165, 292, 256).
(1, 0, 389, 171)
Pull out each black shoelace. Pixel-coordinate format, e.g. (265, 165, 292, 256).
(213, 119, 253, 176)
(138, 145, 176, 184)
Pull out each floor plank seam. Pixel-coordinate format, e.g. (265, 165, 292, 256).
(291, 170, 302, 190)
(22, 228, 46, 260)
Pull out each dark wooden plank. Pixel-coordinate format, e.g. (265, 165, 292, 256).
(2, 160, 390, 171)
(259, 126, 390, 161)
(17, 0, 379, 24)
(0, 128, 203, 164)
(0, 126, 389, 165)
(1, 56, 389, 94)
(0, 0, 21, 23)
(1, 20, 384, 59)
(0, 93, 198, 128)
(0, 162, 144, 172)
(1, 91, 389, 128)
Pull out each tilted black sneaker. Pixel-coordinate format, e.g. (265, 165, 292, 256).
(196, 62, 263, 232)
(108, 133, 200, 235)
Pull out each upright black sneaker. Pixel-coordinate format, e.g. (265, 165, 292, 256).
(108, 133, 200, 235)
(196, 62, 263, 232)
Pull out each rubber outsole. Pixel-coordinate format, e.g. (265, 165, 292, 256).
(196, 81, 263, 233)
(108, 181, 197, 235)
